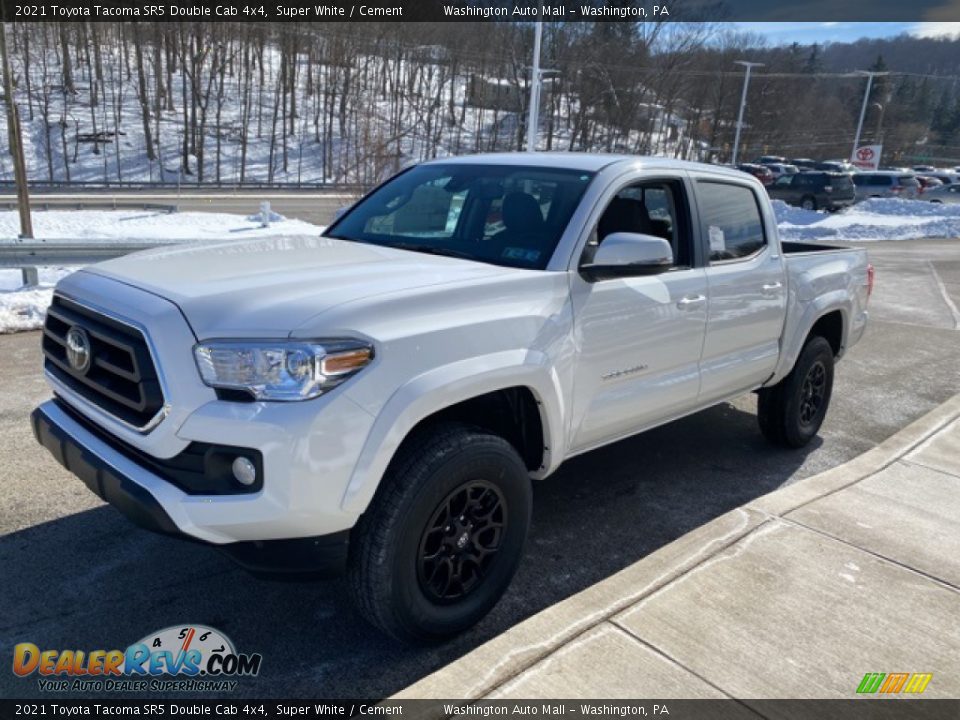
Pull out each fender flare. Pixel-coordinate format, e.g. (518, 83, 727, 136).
(339, 349, 566, 515)
(767, 293, 851, 386)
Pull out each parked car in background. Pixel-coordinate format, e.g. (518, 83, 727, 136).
(756, 155, 789, 165)
(912, 165, 937, 173)
(767, 171, 856, 211)
(761, 163, 799, 180)
(815, 160, 857, 174)
(917, 176, 944, 194)
(791, 158, 818, 170)
(852, 171, 921, 201)
(737, 163, 775, 185)
(925, 183, 960, 204)
(922, 172, 959, 186)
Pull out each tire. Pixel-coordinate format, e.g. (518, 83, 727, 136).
(757, 336, 835, 448)
(347, 423, 532, 643)
(800, 196, 817, 211)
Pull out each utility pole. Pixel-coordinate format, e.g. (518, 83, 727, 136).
(731, 61, 763, 165)
(526, 11, 543, 152)
(0, 22, 34, 243)
(852, 70, 888, 159)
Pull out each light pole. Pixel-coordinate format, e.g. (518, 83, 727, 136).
(731, 61, 763, 165)
(526, 14, 543, 152)
(852, 70, 889, 159)
(0, 22, 33, 242)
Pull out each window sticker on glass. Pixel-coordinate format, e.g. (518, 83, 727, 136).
(708, 225, 726, 254)
(502, 247, 541, 262)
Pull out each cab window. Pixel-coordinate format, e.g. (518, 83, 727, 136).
(583, 180, 692, 268)
(697, 181, 767, 262)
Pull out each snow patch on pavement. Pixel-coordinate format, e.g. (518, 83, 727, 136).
(0, 267, 75, 334)
(774, 198, 960, 243)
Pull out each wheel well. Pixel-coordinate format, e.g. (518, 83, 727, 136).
(407, 387, 546, 472)
(809, 311, 843, 356)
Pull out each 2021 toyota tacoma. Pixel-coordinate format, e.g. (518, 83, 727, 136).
(32, 154, 872, 641)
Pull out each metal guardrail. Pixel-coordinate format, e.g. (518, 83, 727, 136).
(0, 242, 170, 285)
(0, 241, 168, 267)
(0, 200, 178, 213)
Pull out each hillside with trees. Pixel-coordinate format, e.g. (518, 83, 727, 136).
(2, 21, 959, 188)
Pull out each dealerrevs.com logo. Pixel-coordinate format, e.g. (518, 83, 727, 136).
(12, 625, 262, 693)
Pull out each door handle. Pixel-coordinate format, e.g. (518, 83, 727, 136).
(761, 281, 783, 295)
(676, 294, 706, 310)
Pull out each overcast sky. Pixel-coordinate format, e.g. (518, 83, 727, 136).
(733, 21, 960, 45)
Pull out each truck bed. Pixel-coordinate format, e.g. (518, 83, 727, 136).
(781, 240, 854, 254)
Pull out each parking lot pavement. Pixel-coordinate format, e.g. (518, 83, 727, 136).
(400, 394, 960, 701)
(2, 238, 960, 699)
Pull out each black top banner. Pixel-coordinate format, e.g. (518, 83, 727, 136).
(2, 0, 959, 23)
(2, 700, 960, 720)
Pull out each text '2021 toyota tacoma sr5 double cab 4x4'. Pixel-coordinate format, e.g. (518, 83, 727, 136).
(32, 154, 872, 642)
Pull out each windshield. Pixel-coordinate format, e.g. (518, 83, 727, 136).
(325, 164, 595, 270)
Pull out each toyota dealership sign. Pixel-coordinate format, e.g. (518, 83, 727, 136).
(851, 144, 883, 171)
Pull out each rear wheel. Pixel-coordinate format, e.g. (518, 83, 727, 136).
(758, 336, 835, 448)
(347, 423, 532, 643)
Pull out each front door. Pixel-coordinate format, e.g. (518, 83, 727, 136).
(569, 177, 708, 453)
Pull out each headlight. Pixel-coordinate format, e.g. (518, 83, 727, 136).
(193, 339, 373, 401)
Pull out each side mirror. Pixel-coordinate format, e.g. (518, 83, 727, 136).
(580, 233, 674, 282)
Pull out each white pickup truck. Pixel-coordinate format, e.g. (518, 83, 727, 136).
(33, 154, 872, 642)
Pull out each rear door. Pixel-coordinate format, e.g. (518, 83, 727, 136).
(696, 179, 787, 403)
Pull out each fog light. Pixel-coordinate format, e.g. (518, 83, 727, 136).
(231, 457, 257, 486)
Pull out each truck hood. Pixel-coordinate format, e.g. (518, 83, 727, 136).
(84, 235, 513, 338)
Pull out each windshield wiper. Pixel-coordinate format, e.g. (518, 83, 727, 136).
(387, 242, 475, 260)
(325, 234, 369, 244)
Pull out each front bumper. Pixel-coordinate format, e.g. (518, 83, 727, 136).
(32, 400, 352, 576)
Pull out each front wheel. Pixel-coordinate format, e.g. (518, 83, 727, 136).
(347, 423, 532, 643)
(800, 196, 817, 211)
(757, 336, 835, 448)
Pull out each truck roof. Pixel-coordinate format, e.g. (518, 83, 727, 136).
(421, 152, 747, 180)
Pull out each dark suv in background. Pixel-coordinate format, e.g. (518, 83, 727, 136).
(766, 171, 856, 211)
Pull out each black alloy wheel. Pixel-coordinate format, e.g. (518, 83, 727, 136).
(417, 480, 507, 604)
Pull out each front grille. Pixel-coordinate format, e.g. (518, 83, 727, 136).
(42, 295, 165, 429)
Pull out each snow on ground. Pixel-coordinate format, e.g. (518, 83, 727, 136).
(774, 198, 960, 242)
(0, 267, 75, 334)
(0, 210, 324, 334)
(0, 209, 322, 242)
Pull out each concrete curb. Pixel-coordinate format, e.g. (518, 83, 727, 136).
(394, 392, 960, 700)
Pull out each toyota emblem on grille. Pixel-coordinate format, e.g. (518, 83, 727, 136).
(65, 326, 92, 374)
